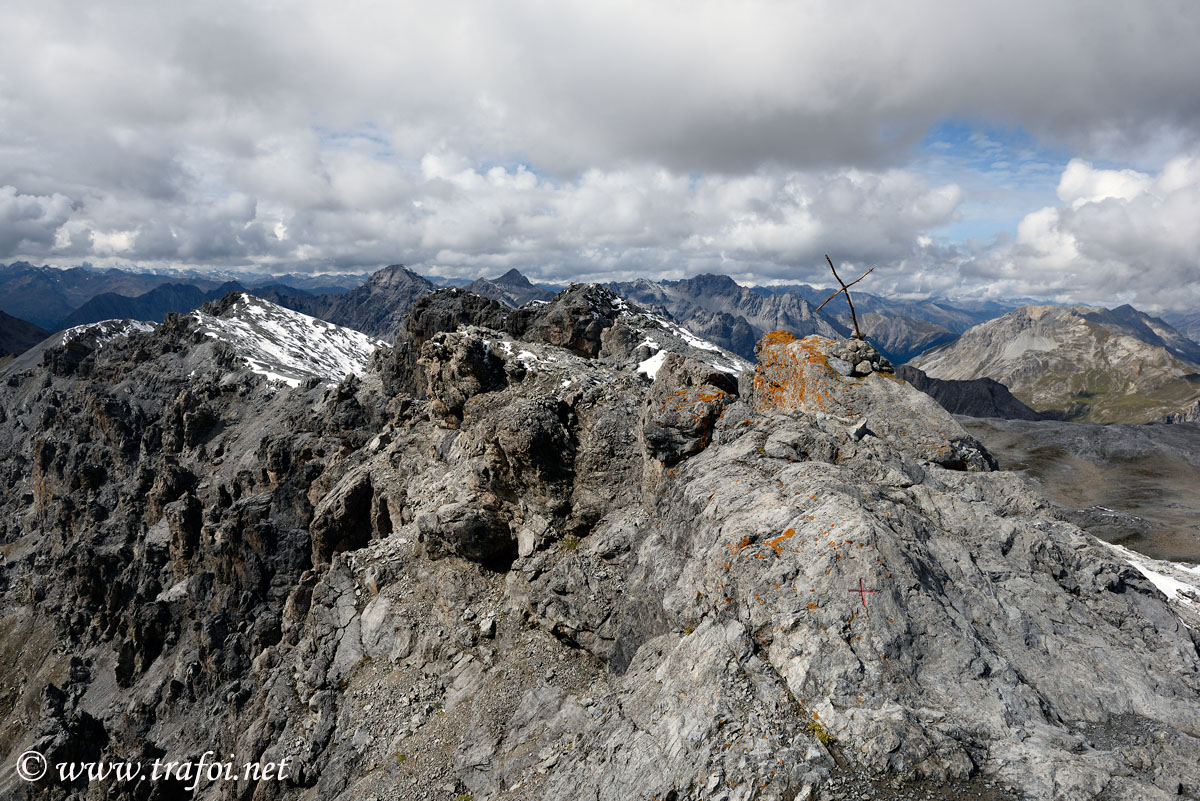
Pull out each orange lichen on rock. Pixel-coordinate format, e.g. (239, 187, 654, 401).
(695, 389, 729, 403)
(752, 334, 841, 413)
(766, 527, 796, 556)
(758, 330, 798, 349)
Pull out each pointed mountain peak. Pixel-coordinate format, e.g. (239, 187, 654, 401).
(366, 264, 435, 291)
(496, 268, 531, 284)
(465, 268, 554, 307)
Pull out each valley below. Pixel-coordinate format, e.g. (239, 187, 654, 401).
(963, 418, 1200, 563)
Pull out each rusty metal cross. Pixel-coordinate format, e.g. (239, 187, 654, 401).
(849, 577, 878, 616)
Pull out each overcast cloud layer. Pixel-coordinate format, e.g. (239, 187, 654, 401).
(2, 0, 1199, 310)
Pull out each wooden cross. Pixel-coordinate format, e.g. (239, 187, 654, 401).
(812, 254, 873, 339)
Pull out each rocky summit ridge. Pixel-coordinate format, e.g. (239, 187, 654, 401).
(0, 285, 1198, 801)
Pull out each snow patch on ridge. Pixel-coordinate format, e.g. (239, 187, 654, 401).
(193, 294, 386, 387)
(648, 314, 720, 352)
(631, 320, 749, 376)
(637, 350, 670, 379)
(1105, 542, 1200, 616)
(62, 319, 156, 348)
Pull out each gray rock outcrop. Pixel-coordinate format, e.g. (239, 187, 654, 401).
(1, 302, 1198, 801)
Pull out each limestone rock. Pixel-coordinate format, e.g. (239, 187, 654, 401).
(311, 468, 375, 564)
(2, 292, 1199, 801)
(640, 352, 738, 466)
(418, 332, 508, 422)
(753, 332, 995, 471)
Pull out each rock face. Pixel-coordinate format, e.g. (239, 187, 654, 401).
(640, 353, 738, 466)
(895, 365, 1043, 420)
(1166, 399, 1200, 423)
(2, 299, 1200, 801)
(283, 264, 436, 341)
(753, 333, 992, 472)
(910, 303, 1200, 423)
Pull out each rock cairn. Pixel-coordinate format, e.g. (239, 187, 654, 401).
(825, 336, 893, 377)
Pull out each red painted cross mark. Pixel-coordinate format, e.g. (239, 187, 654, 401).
(849, 577, 878, 616)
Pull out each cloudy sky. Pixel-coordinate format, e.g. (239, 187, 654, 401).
(2, 1, 1199, 310)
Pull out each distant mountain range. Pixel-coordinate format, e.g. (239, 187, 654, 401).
(910, 304, 1200, 423)
(4, 262, 1028, 364)
(364, 269, 985, 365)
(608, 274, 842, 360)
(278, 266, 554, 341)
(606, 274, 1016, 364)
(4, 262, 1199, 427)
(59, 281, 243, 328)
(0, 262, 180, 328)
(0, 262, 354, 331)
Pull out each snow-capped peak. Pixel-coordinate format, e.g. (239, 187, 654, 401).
(61, 319, 157, 348)
(193, 294, 386, 387)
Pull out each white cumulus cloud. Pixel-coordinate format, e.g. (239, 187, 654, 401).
(0, 0, 1198, 309)
(960, 155, 1200, 310)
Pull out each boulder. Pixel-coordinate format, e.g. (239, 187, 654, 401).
(310, 469, 375, 564)
(640, 353, 738, 466)
(753, 332, 995, 471)
(417, 494, 515, 567)
(418, 332, 508, 422)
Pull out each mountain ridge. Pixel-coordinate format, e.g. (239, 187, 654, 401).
(278, 264, 437, 341)
(465, 268, 555, 307)
(911, 303, 1200, 423)
(2, 299, 1198, 799)
(895, 364, 1043, 420)
(0, 310, 50, 362)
